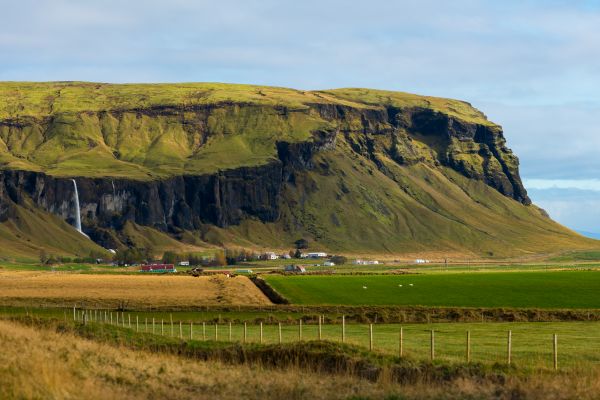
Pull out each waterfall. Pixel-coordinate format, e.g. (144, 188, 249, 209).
(71, 179, 83, 233)
(111, 179, 116, 197)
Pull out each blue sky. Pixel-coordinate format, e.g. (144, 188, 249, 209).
(1, 0, 600, 233)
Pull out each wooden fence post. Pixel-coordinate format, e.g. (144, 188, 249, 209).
(128, 314, 131, 328)
(203, 322, 206, 340)
(318, 316, 322, 340)
(190, 322, 193, 340)
(466, 331, 471, 363)
(152, 318, 155, 334)
(430, 330, 435, 361)
(342, 315, 346, 343)
(399, 326, 403, 357)
(507, 330, 512, 365)
(161, 319, 164, 335)
(145, 317, 148, 332)
(73, 306, 76, 321)
(244, 322, 247, 343)
(260, 322, 263, 344)
(299, 319, 302, 340)
(136, 315, 139, 332)
(215, 323, 218, 341)
(278, 323, 282, 344)
(170, 314, 174, 337)
(229, 322, 232, 341)
(553, 334, 558, 371)
(179, 321, 183, 339)
(369, 324, 373, 351)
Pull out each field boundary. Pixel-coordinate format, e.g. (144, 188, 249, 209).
(249, 276, 290, 304)
(6, 315, 514, 384)
(3, 301, 600, 323)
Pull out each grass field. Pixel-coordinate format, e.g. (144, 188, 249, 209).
(0, 271, 270, 307)
(0, 319, 409, 400)
(264, 270, 600, 308)
(6, 307, 600, 369)
(9, 318, 600, 400)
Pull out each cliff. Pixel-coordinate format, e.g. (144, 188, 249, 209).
(0, 82, 592, 258)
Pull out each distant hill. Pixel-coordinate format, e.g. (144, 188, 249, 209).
(0, 82, 596, 260)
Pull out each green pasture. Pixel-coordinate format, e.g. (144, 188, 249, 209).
(264, 271, 600, 308)
(5, 306, 599, 369)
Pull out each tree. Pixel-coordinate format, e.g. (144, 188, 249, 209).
(225, 248, 239, 265)
(294, 249, 302, 259)
(294, 238, 309, 249)
(330, 255, 347, 265)
(288, 250, 295, 258)
(162, 251, 178, 264)
(39, 250, 49, 265)
(214, 250, 227, 266)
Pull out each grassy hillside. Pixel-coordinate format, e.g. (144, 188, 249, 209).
(0, 82, 493, 179)
(212, 136, 596, 255)
(0, 203, 107, 261)
(0, 81, 596, 258)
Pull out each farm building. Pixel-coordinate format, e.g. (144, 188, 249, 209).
(323, 261, 335, 266)
(354, 259, 380, 265)
(264, 252, 279, 260)
(139, 264, 177, 273)
(178, 261, 190, 266)
(302, 252, 328, 259)
(414, 259, 430, 264)
(284, 265, 307, 273)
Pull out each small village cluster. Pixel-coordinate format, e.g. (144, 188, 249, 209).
(138, 249, 430, 274)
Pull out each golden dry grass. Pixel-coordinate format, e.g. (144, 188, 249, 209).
(0, 271, 270, 308)
(2, 319, 600, 399)
(0, 319, 399, 400)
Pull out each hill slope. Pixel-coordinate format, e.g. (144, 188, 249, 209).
(0, 82, 595, 259)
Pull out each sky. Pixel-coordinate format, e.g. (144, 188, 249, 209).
(1, 0, 600, 233)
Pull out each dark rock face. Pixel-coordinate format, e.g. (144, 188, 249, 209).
(0, 129, 336, 248)
(0, 165, 283, 245)
(0, 103, 530, 248)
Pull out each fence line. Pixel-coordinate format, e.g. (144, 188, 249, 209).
(13, 307, 591, 370)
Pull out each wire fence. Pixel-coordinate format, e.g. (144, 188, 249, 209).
(48, 307, 600, 370)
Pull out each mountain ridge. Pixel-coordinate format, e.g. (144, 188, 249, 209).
(0, 82, 595, 259)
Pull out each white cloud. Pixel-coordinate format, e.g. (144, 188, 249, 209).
(524, 179, 600, 191)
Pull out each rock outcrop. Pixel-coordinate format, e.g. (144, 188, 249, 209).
(0, 83, 558, 255)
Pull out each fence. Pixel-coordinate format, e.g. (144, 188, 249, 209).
(58, 307, 600, 370)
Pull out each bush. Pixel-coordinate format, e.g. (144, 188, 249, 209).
(330, 255, 347, 265)
(294, 238, 309, 249)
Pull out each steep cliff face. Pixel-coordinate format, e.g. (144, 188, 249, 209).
(0, 82, 589, 257)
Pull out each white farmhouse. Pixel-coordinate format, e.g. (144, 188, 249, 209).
(306, 252, 328, 259)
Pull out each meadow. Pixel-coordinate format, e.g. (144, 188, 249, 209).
(0, 271, 269, 307)
(4, 313, 600, 400)
(264, 270, 600, 308)
(5, 306, 599, 370)
(0, 318, 407, 400)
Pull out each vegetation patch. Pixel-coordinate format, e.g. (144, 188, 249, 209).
(264, 271, 600, 308)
